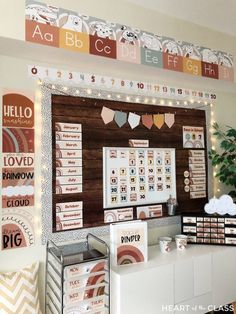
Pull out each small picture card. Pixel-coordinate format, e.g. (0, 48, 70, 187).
(190, 191, 206, 199)
(56, 184, 82, 194)
(225, 218, 236, 225)
(56, 218, 83, 231)
(56, 176, 82, 185)
(55, 122, 81, 132)
(189, 184, 206, 192)
(183, 226, 196, 233)
(56, 131, 82, 141)
(56, 149, 82, 159)
(56, 201, 83, 212)
(56, 210, 83, 222)
(56, 158, 82, 167)
(64, 260, 106, 279)
(183, 216, 196, 224)
(189, 157, 205, 164)
(56, 141, 82, 150)
(137, 204, 163, 219)
(189, 164, 206, 171)
(183, 126, 205, 148)
(129, 139, 149, 148)
(189, 177, 206, 185)
(189, 150, 205, 157)
(189, 170, 206, 178)
(104, 207, 133, 223)
(56, 167, 82, 176)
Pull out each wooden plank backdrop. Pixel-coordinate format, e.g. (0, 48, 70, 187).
(52, 95, 208, 231)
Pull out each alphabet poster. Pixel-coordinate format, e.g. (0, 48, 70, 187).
(25, 1, 234, 81)
(1, 208, 35, 250)
(103, 147, 176, 208)
(1, 91, 35, 250)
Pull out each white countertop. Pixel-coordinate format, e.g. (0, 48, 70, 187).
(111, 244, 236, 275)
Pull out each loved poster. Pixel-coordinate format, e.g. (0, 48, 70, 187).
(1, 91, 35, 250)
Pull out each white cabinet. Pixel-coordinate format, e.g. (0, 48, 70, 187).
(175, 259, 193, 304)
(111, 245, 236, 314)
(194, 254, 211, 296)
(112, 263, 174, 314)
(174, 253, 212, 310)
(175, 293, 212, 314)
(212, 248, 236, 308)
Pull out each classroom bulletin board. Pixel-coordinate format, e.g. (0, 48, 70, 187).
(52, 95, 208, 232)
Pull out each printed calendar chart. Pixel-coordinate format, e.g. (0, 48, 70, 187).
(103, 147, 176, 208)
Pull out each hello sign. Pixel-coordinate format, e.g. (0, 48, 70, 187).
(25, 0, 234, 82)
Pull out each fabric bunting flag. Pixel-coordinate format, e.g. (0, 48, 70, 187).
(164, 113, 175, 128)
(101, 106, 115, 124)
(128, 112, 140, 129)
(114, 111, 127, 128)
(142, 115, 153, 129)
(153, 114, 165, 129)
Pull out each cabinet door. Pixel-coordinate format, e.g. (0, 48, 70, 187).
(175, 259, 194, 304)
(212, 248, 236, 308)
(174, 292, 212, 314)
(194, 253, 212, 296)
(118, 264, 174, 314)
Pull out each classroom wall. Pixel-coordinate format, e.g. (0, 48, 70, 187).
(0, 0, 236, 311)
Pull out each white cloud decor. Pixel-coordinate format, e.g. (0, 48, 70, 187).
(204, 195, 236, 216)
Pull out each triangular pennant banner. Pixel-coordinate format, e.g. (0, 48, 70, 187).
(101, 106, 115, 124)
(128, 112, 140, 129)
(142, 115, 153, 129)
(153, 114, 165, 129)
(165, 113, 175, 128)
(114, 111, 127, 128)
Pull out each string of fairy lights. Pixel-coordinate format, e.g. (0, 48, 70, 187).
(33, 79, 218, 236)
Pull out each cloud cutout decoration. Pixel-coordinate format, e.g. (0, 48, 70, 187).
(204, 194, 236, 216)
(2, 185, 34, 197)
